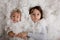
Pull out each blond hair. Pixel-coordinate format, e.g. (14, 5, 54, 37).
(10, 8, 21, 17)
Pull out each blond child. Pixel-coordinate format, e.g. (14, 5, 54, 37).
(5, 9, 28, 40)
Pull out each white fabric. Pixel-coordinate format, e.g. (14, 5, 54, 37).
(5, 18, 29, 40)
(27, 17, 48, 40)
(5, 17, 34, 40)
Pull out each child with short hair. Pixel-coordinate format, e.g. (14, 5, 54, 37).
(28, 6, 48, 40)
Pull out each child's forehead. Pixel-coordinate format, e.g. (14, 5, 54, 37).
(33, 9, 39, 11)
(31, 9, 39, 12)
(11, 12, 21, 15)
(31, 9, 40, 13)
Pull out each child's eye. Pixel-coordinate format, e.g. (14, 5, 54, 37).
(37, 14, 39, 15)
(12, 16, 15, 17)
(32, 14, 35, 15)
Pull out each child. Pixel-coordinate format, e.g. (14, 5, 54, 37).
(27, 6, 48, 40)
(5, 8, 29, 40)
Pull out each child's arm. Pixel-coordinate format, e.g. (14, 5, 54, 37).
(21, 32, 28, 38)
(16, 32, 28, 38)
(16, 32, 22, 38)
(8, 31, 15, 37)
(5, 26, 15, 37)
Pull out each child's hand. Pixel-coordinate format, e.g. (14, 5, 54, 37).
(16, 32, 28, 38)
(21, 32, 28, 39)
(16, 33, 22, 38)
(8, 31, 15, 37)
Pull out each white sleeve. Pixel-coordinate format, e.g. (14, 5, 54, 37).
(29, 26, 48, 40)
(41, 19, 48, 40)
(5, 25, 12, 34)
(40, 26, 48, 40)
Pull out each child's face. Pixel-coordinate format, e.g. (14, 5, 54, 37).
(11, 12, 21, 23)
(30, 9, 41, 22)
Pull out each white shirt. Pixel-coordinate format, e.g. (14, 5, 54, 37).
(5, 19, 28, 35)
(27, 17, 48, 40)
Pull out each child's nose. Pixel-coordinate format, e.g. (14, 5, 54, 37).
(14, 17, 17, 20)
(35, 15, 37, 18)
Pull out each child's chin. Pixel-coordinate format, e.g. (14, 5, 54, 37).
(13, 21, 17, 23)
(34, 20, 38, 22)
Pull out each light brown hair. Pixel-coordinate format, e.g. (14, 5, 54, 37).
(10, 8, 21, 17)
